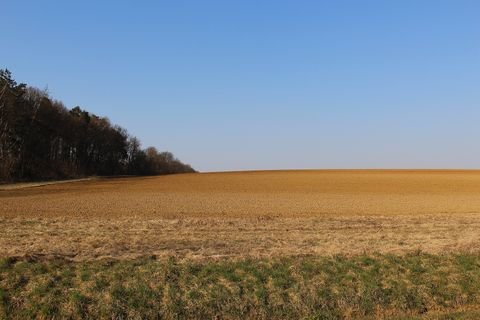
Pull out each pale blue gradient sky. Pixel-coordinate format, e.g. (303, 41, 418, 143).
(2, 1, 480, 171)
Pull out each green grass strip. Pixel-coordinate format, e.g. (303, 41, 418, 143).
(1, 253, 480, 319)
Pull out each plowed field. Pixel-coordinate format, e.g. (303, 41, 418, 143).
(2, 170, 480, 260)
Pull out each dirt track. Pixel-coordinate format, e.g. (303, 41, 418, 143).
(1, 170, 480, 260)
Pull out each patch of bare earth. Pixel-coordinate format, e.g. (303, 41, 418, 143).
(1, 170, 480, 261)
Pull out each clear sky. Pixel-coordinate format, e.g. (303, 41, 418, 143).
(2, 1, 480, 171)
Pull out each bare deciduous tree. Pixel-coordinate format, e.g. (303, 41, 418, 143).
(0, 69, 195, 182)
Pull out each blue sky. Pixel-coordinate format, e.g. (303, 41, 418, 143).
(2, 1, 480, 171)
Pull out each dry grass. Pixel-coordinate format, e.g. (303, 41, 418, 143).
(1, 170, 480, 261)
(1, 214, 480, 261)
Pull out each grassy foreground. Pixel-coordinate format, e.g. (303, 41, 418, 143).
(1, 253, 480, 319)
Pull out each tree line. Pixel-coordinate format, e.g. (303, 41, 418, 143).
(0, 69, 195, 182)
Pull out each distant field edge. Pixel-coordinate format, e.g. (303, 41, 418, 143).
(2, 252, 480, 319)
(0, 177, 100, 190)
(200, 168, 480, 174)
(0, 174, 183, 190)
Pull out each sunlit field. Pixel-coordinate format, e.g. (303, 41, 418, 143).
(2, 170, 480, 260)
(2, 170, 480, 318)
